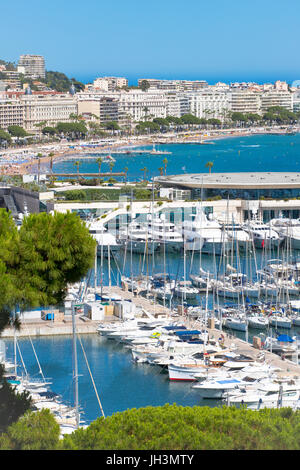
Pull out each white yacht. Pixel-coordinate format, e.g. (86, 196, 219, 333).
(192, 377, 249, 399)
(148, 215, 183, 252)
(118, 220, 160, 254)
(181, 209, 230, 255)
(270, 218, 300, 250)
(220, 222, 252, 251)
(242, 219, 282, 249)
(86, 219, 120, 254)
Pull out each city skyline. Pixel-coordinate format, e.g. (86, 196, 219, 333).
(1, 0, 299, 85)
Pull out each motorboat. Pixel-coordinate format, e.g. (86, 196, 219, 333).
(242, 220, 282, 249)
(270, 218, 300, 250)
(86, 219, 120, 254)
(118, 220, 160, 254)
(192, 377, 249, 399)
(220, 222, 252, 251)
(148, 215, 183, 252)
(226, 383, 300, 410)
(181, 208, 229, 255)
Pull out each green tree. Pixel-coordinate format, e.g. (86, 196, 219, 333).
(7, 126, 28, 138)
(42, 126, 57, 136)
(123, 166, 128, 183)
(162, 158, 168, 176)
(96, 157, 103, 175)
(139, 80, 150, 92)
(16, 211, 96, 308)
(0, 409, 61, 450)
(74, 160, 81, 180)
(140, 166, 148, 182)
(0, 129, 12, 145)
(205, 161, 214, 173)
(0, 364, 32, 433)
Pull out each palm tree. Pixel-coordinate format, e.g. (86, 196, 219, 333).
(205, 161, 214, 174)
(74, 160, 80, 180)
(140, 166, 148, 182)
(163, 158, 168, 176)
(96, 157, 103, 175)
(123, 166, 128, 183)
(109, 161, 115, 173)
(158, 167, 164, 176)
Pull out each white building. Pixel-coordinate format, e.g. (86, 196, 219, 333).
(0, 99, 24, 130)
(188, 89, 231, 120)
(21, 94, 78, 132)
(292, 90, 300, 113)
(18, 55, 45, 79)
(93, 76, 128, 91)
(229, 90, 261, 115)
(260, 90, 292, 112)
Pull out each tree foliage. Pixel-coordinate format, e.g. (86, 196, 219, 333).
(0, 365, 32, 433)
(42, 71, 84, 93)
(0, 210, 96, 331)
(0, 409, 61, 450)
(61, 404, 300, 450)
(1, 403, 300, 450)
(7, 126, 28, 138)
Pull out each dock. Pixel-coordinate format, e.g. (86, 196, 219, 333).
(2, 285, 300, 379)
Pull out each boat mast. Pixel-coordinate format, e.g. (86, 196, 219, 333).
(72, 300, 80, 429)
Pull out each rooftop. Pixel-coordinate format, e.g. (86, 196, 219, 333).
(155, 172, 300, 189)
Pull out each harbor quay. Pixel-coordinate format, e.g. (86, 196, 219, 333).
(3, 285, 300, 380)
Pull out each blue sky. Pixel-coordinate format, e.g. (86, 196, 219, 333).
(1, 0, 299, 84)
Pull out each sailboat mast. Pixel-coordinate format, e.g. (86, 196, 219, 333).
(72, 301, 80, 429)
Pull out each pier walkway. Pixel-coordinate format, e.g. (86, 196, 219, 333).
(2, 285, 300, 379)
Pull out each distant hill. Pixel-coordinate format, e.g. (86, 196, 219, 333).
(0, 58, 84, 92)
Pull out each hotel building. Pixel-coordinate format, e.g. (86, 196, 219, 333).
(21, 94, 77, 132)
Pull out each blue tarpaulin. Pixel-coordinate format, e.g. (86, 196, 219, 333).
(174, 330, 201, 336)
(277, 334, 294, 343)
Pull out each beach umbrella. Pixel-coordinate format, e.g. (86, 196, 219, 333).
(277, 334, 294, 343)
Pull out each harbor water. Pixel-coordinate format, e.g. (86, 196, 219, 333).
(4, 133, 300, 425)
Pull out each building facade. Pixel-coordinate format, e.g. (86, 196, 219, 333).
(18, 55, 46, 79)
(0, 100, 24, 130)
(21, 95, 77, 132)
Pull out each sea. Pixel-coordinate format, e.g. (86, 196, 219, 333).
(52, 133, 300, 181)
(4, 133, 300, 424)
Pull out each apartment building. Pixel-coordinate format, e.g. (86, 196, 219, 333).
(138, 79, 208, 92)
(21, 94, 77, 132)
(188, 89, 231, 120)
(229, 90, 261, 114)
(18, 55, 46, 79)
(78, 96, 124, 123)
(93, 76, 128, 91)
(292, 90, 300, 113)
(260, 90, 293, 112)
(0, 100, 24, 130)
(77, 89, 167, 122)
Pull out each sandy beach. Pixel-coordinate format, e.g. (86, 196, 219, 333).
(1, 126, 294, 177)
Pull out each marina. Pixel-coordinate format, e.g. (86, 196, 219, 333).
(3, 133, 300, 432)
